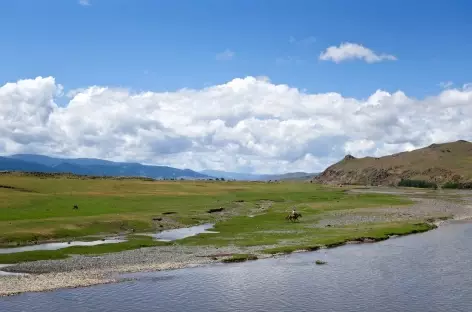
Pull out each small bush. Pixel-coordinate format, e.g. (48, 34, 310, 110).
(315, 260, 327, 265)
(222, 254, 258, 263)
(398, 179, 437, 189)
(443, 182, 472, 189)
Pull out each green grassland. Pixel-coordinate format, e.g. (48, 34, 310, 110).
(0, 172, 432, 263)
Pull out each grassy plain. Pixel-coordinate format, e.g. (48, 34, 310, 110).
(0, 172, 432, 263)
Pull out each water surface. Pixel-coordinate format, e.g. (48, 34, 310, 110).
(2, 223, 472, 312)
(151, 223, 217, 241)
(0, 238, 125, 254)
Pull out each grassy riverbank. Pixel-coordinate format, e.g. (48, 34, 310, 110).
(0, 236, 170, 264)
(0, 172, 439, 264)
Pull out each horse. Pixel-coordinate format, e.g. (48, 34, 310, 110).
(285, 212, 302, 222)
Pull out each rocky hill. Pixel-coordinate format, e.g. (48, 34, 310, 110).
(313, 140, 472, 186)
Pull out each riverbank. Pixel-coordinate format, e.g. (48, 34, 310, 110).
(0, 224, 441, 297)
(0, 245, 268, 296)
(1, 187, 472, 297)
(0, 222, 454, 296)
(5, 219, 472, 312)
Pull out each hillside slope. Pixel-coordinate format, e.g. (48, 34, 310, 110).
(0, 157, 54, 173)
(313, 140, 472, 186)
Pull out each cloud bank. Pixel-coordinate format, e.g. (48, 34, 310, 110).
(320, 42, 397, 63)
(1, 76, 471, 173)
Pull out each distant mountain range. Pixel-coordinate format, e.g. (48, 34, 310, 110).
(1, 154, 209, 180)
(0, 154, 319, 181)
(199, 169, 318, 181)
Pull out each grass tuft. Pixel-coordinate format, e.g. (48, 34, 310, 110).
(222, 254, 258, 263)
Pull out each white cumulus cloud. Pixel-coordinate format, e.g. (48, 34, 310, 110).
(79, 0, 91, 6)
(319, 42, 397, 63)
(1, 76, 472, 174)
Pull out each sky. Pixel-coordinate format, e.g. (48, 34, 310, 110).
(1, 0, 472, 174)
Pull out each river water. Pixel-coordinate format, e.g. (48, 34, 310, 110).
(0, 238, 126, 254)
(2, 222, 472, 312)
(150, 223, 218, 241)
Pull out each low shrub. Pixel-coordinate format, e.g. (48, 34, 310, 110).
(398, 179, 437, 189)
(442, 181, 472, 189)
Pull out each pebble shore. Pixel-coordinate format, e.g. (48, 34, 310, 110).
(0, 245, 268, 296)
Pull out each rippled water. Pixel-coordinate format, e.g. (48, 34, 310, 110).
(151, 223, 217, 241)
(0, 238, 126, 254)
(2, 223, 472, 312)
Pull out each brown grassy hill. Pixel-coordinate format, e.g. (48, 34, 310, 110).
(313, 140, 472, 186)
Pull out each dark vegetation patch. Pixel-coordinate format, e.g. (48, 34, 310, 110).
(398, 179, 438, 189)
(425, 216, 451, 223)
(442, 182, 472, 189)
(207, 207, 225, 213)
(0, 184, 36, 193)
(222, 254, 258, 263)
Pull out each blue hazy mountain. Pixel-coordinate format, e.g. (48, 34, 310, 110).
(1, 154, 318, 181)
(2, 154, 209, 179)
(0, 156, 55, 173)
(200, 169, 318, 181)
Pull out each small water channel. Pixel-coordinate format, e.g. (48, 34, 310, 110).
(0, 223, 217, 255)
(0, 238, 126, 255)
(149, 223, 218, 242)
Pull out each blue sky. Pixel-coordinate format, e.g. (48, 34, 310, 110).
(2, 0, 472, 99)
(2, 0, 472, 173)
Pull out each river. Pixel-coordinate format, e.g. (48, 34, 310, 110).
(2, 222, 472, 312)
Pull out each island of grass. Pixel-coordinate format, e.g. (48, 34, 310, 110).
(0, 172, 444, 264)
